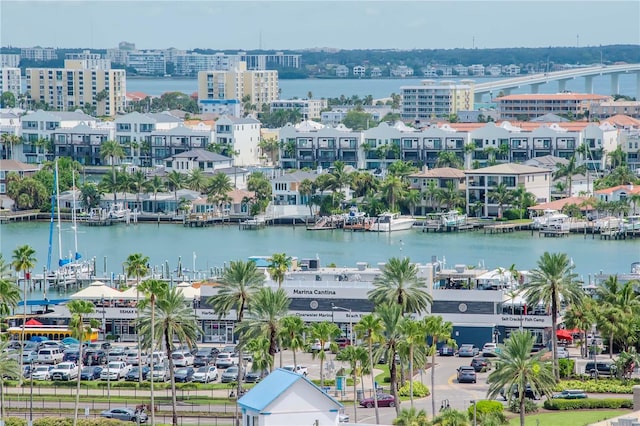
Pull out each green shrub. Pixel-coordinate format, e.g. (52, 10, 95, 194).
(468, 400, 504, 419)
(33, 419, 128, 426)
(398, 381, 430, 397)
(554, 378, 636, 394)
(508, 399, 538, 414)
(543, 398, 633, 410)
(558, 359, 575, 378)
(5, 418, 27, 426)
(383, 376, 391, 383)
(503, 209, 523, 220)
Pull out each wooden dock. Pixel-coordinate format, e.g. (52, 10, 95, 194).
(483, 221, 533, 234)
(184, 213, 228, 227)
(538, 228, 570, 237)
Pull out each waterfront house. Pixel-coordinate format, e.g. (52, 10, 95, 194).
(465, 163, 552, 217)
(238, 368, 344, 426)
(164, 149, 233, 173)
(52, 122, 113, 166)
(215, 115, 261, 167)
(115, 111, 183, 166)
(191, 188, 254, 218)
(0, 159, 39, 209)
(408, 166, 466, 214)
(270, 170, 319, 219)
(362, 121, 422, 170)
(595, 184, 640, 205)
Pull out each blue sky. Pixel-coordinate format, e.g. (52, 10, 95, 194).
(1, 1, 639, 50)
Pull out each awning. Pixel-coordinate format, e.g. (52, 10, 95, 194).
(556, 329, 573, 341)
(25, 318, 43, 326)
(69, 280, 124, 300)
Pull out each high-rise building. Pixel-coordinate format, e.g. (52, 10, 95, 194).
(401, 80, 475, 121)
(0, 54, 21, 68)
(197, 62, 278, 114)
(0, 68, 22, 99)
(26, 62, 126, 116)
(20, 47, 57, 61)
(126, 51, 166, 76)
(65, 50, 111, 70)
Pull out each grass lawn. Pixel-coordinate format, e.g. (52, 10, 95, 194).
(508, 409, 630, 426)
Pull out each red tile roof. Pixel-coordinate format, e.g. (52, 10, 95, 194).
(495, 93, 611, 101)
(595, 185, 640, 196)
(529, 197, 593, 211)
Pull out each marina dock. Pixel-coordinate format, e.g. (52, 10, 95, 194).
(483, 221, 533, 234)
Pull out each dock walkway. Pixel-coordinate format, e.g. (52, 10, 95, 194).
(483, 221, 533, 234)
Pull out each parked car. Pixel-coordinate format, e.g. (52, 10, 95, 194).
(40, 341, 64, 350)
(221, 345, 237, 354)
(106, 347, 126, 362)
(215, 352, 238, 369)
(193, 366, 218, 383)
(171, 351, 194, 367)
(125, 351, 148, 366)
(282, 365, 308, 376)
(221, 366, 242, 383)
(438, 345, 456, 356)
(37, 347, 64, 364)
(80, 366, 103, 381)
(125, 366, 150, 381)
(335, 337, 351, 349)
(553, 389, 588, 399)
(100, 361, 131, 381)
(31, 365, 55, 381)
(151, 365, 169, 382)
(456, 366, 477, 383)
(500, 384, 540, 400)
(84, 349, 107, 366)
(63, 349, 80, 363)
(482, 343, 501, 357)
(194, 349, 214, 367)
(88, 342, 111, 351)
(585, 361, 616, 377)
(174, 367, 195, 383)
(22, 350, 39, 364)
(556, 347, 570, 359)
(310, 339, 331, 352)
(245, 369, 268, 383)
(470, 356, 491, 372)
(457, 344, 479, 357)
(51, 362, 80, 381)
(360, 393, 396, 408)
(100, 407, 147, 423)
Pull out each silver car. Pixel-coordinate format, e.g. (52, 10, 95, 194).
(100, 407, 148, 423)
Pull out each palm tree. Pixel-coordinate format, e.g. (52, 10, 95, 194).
(488, 182, 512, 219)
(368, 257, 432, 315)
(12, 244, 36, 386)
(355, 313, 384, 424)
(186, 168, 208, 193)
(207, 173, 233, 214)
(375, 303, 403, 415)
(595, 276, 640, 356)
(425, 180, 440, 212)
(145, 175, 165, 212)
(298, 178, 316, 216)
(237, 287, 290, 366)
(245, 336, 273, 372)
(381, 175, 406, 211)
(138, 287, 200, 426)
(100, 140, 126, 182)
(0, 254, 20, 318)
(393, 407, 429, 426)
(563, 297, 595, 358)
(430, 408, 470, 426)
(435, 151, 463, 169)
(165, 170, 185, 214)
(207, 260, 264, 406)
(309, 321, 341, 387)
(521, 252, 583, 381)
(336, 345, 367, 423)
(437, 181, 464, 211)
(67, 300, 97, 426)
(267, 253, 292, 288)
(137, 279, 168, 426)
(554, 156, 587, 197)
(486, 331, 556, 426)
(423, 315, 452, 417)
(279, 315, 307, 369)
(130, 170, 148, 212)
(0, 341, 20, 420)
(403, 190, 421, 217)
(398, 318, 426, 407)
(124, 252, 150, 382)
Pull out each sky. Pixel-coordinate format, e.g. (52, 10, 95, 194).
(1, 0, 639, 51)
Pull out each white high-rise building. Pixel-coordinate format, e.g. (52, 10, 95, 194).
(0, 68, 22, 99)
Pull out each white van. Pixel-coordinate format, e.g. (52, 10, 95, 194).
(38, 347, 64, 364)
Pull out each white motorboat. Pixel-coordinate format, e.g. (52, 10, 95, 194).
(593, 216, 624, 232)
(532, 209, 569, 229)
(441, 210, 467, 227)
(369, 212, 415, 232)
(107, 202, 129, 220)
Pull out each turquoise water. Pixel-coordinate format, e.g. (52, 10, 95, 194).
(0, 221, 637, 285)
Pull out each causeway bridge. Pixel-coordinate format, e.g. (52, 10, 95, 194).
(473, 63, 640, 102)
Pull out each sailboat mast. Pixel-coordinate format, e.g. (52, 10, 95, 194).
(72, 169, 79, 258)
(56, 160, 63, 263)
(46, 161, 56, 271)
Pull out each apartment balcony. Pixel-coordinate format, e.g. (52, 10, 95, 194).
(424, 142, 442, 150)
(339, 140, 358, 149)
(556, 141, 576, 150)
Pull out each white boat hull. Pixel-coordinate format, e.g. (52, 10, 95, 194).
(370, 218, 415, 232)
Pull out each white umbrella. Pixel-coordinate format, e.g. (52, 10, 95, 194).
(69, 281, 123, 300)
(176, 281, 200, 299)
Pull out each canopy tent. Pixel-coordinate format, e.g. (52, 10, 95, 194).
(119, 286, 143, 300)
(25, 318, 43, 326)
(556, 329, 574, 341)
(176, 281, 200, 299)
(69, 280, 123, 300)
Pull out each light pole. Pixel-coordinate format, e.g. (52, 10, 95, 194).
(29, 359, 34, 423)
(470, 400, 477, 426)
(101, 296, 106, 340)
(331, 304, 354, 346)
(591, 323, 598, 379)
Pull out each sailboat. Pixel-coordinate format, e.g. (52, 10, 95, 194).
(44, 162, 93, 288)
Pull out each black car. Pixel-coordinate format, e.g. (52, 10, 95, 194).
(174, 367, 195, 383)
(81, 366, 103, 381)
(193, 349, 214, 367)
(470, 356, 491, 372)
(125, 366, 150, 381)
(245, 369, 268, 383)
(83, 350, 107, 366)
(63, 350, 80, 363)
(500, 384, 540, 400)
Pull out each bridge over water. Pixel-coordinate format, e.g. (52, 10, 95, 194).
(473, 64, 640, 102)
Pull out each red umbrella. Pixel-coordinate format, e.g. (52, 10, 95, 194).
(556, 329, 573, 341)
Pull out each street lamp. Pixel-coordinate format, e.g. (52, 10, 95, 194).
(331, 304, 354, 346)
(470, 400, 477, 426)
(30, 359, 34, 423)
(101, 296, 106, 340)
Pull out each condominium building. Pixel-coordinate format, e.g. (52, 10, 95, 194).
(176, 53, 241, 76)
(65, 50, 111, 70)
(270, 99, 328, 120)
(127, 51, 166, 76)
(21, 47, 57, 61)
(0, 54, 21, 68)
(495, 93, 612, 120)
(25, 63, 126, 116)
(215, 115, 261, 166)
(197, 62, 279, 112)
(590, 100, 640, 120)
(114, 111, 183, 165)
(238, 52, 302, 70)
(0, 68, 22, 99)
(401, 80, 474, 121)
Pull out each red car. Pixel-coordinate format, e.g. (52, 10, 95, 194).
(359, 393, 396, 408)
(335, 338, 351, 349)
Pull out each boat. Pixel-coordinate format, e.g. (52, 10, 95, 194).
(441, 210, 467, 227)
(624, 215, 640, 231)
(532, 209, 569, 229)
(593, 216, 624, 232)
(369, 212, 415, 232)
(107, 202, 130, 220)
